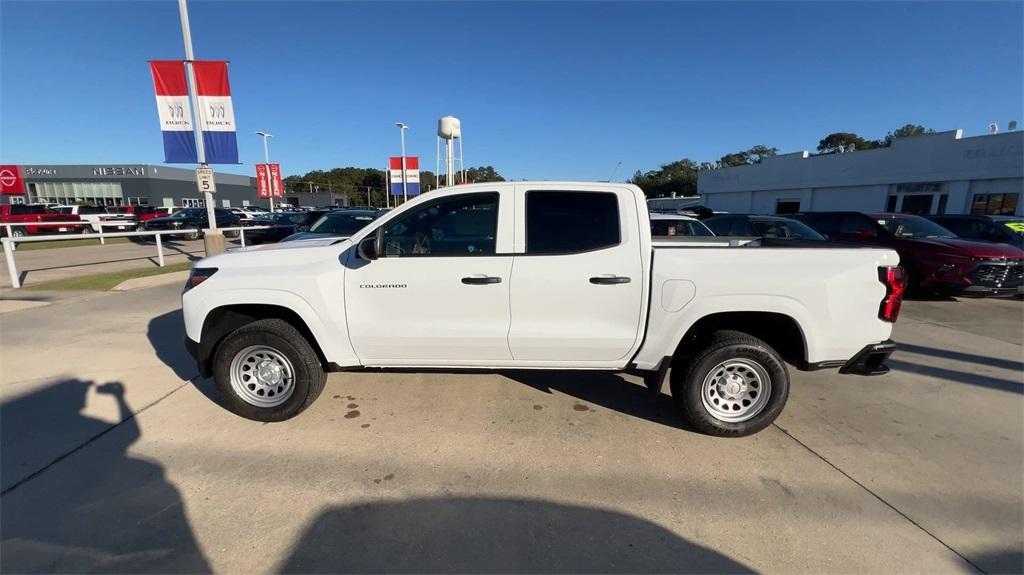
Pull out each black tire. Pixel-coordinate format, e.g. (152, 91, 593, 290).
(670, 330, 789, 437)
(212, 318, 327, 422)
(224, 229, 240, 239)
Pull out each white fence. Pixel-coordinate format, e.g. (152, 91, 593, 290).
(1, 222, 270, 289)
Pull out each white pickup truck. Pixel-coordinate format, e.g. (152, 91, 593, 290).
(182, 182, 905, 436)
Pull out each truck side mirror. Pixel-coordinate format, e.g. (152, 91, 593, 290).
(357, 230, 380, 261)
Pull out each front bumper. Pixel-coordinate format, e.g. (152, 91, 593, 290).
(925, 259, 1023, 297)
(184, 335, 210, 378)
(839, 339, 896, 376)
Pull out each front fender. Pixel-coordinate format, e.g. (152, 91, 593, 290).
(183, 286, 359, 369)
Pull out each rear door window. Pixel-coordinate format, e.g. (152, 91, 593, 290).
(526, 191, 619, 254)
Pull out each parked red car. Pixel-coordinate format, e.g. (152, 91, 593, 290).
(0, 204, 87, 237)
(107, 205, 160, 229)
(796, 211, 1024, 297)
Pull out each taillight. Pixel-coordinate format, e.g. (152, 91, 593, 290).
(878, 266, 906, 322)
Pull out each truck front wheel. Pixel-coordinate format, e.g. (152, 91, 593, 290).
(671, 330, 789, 437)
(212, 318, 327, 422)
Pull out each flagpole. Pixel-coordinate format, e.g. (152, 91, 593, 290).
(177, 0, 222, 255)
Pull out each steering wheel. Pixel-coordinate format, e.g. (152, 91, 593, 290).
(412, 231, 431, 255)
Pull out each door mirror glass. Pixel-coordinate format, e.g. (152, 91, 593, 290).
(357, 233, 379, 261)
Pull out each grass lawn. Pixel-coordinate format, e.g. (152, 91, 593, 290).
(25, 261, 194, 291)
(16, 237, 132, 251)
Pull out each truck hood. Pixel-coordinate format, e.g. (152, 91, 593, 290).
(197, 237, 352, 270)
(906, 237, 1024, 259)
(243, 237, 347, 251)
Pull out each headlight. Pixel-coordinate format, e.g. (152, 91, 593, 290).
(184, 267, 217, 291)
(171, 221, 182, 228)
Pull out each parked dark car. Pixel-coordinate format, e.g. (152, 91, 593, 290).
(702, 214, 828, 245)
(244, 212, 308, 244)
(927, 214, 1024, 249)
(282, 209, 381, 242)
(796, 211, 1024, 296)
(144, 207, 240, 240)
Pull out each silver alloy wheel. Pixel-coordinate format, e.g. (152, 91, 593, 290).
(701, 358, 772, 423)
(229, 345, 296, 408)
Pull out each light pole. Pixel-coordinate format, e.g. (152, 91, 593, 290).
(256, 131, 274, 213)
(177, 0, 222, 255)
(395, 122, 408, 203)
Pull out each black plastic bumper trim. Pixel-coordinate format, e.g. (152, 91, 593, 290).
(839, 339, 896, 376)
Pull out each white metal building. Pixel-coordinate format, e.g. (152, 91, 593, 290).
(697, 129, 1023, 216)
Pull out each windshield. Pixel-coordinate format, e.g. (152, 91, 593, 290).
(875, 216, 955, 239)
(751, 219, 825, 240)
(651, 219, 714, 237)
(1001, 221, 1024, 236)
(308, 212, 377, 235)
(170, 208, 202, 219)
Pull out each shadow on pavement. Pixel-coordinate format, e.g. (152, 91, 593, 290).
(887, 359, 1023, 395)
(896, 342, 1023, 372)
(0, 379, 211, 573)
(147, 309, 198, 383)
(973, 549, 1024, 575)
(1, 379, 103, 492)
(502, 370, 694, 432)
(279, 496, 752, 573)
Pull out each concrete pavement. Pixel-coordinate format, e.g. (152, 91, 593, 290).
(0, 284, 1020, 573)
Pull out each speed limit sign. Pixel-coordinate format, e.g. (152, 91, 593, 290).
(196, 167, 217, 194)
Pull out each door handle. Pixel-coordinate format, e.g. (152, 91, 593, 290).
(462, 276, 502, 285)
(590, 275, 631, 285)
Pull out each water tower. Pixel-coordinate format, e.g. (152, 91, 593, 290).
(436, 116, 464, 187)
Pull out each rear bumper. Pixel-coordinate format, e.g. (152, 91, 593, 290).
(838, 339, 896, 376)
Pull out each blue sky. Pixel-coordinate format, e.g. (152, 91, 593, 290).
(2, 1, 1022, 181)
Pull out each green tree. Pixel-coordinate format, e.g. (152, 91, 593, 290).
(817, 132, 880, 154)
(881, 124, 934, 147)
(629, 159, 699, 198)
(718, 145, 778, 167)
(461, 166, 505, 183)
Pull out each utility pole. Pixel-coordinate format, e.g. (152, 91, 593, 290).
(177, 0, 223, 255)
(396, 122, 408, 203)
(256, 131, 274, 213)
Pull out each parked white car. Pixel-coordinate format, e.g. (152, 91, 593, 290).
(649, 212, 715, 237)
(53, 205, 135, 233)
(182, 182, 905, 436)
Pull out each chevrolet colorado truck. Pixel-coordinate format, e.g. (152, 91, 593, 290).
(183, 182, 904, 437)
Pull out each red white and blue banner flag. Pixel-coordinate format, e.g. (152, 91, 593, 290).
(193, 61, 238, 164)
(149, 60, 238, 164)
(150, 61, 197, 163)
(389, 156, 420, 196)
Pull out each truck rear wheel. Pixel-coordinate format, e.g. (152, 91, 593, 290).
(212, 318, 326, 422)
(671, 330, 789, 437)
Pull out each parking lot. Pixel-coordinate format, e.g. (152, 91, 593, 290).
(0, 283, 1021, 573)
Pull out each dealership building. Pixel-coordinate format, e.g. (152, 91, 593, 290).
(697, 129, 1023, 217)
(0, 164, 271, 209)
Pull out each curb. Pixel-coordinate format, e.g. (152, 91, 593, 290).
(112, 270, 190, 291)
